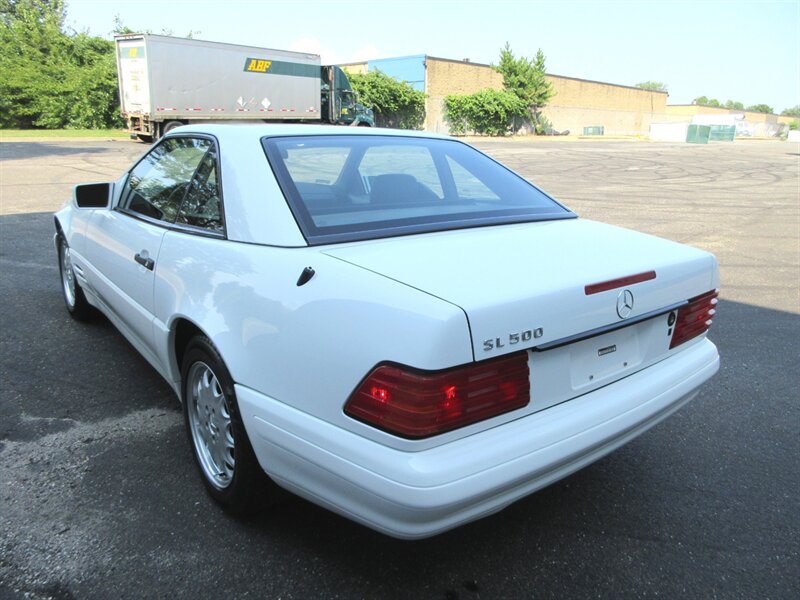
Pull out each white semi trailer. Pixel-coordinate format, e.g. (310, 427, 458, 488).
(115, 34, 373, 141)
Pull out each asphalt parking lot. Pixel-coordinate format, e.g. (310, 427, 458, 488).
(1, 135, 798, 599)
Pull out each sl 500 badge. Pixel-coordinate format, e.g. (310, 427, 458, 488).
(483, 328, 543, 351)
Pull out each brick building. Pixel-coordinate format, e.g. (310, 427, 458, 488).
(342, 55, 668, 136)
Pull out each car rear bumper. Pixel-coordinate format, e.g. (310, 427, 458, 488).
(237, 338, 719, 539)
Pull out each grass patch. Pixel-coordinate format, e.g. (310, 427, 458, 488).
(0, 128, 129, 139)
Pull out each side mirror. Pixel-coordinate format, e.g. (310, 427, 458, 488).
(74, 182, 112, 209)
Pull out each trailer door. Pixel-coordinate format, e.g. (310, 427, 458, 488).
(117, 38, 151, 114)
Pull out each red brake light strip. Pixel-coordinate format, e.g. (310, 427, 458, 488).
(584, 270, 656, 295)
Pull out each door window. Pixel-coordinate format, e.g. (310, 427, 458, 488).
(175, 147, 223, 233)
(122, 137, 213, 224)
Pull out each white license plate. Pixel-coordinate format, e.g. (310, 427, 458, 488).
(568, 325, 643, 389)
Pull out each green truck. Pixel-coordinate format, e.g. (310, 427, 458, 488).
(116, 34, 374, 141)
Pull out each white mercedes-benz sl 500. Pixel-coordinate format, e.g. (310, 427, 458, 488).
(54, 125, 719, 539)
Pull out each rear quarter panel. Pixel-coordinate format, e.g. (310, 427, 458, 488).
(152, 231, 473, 434)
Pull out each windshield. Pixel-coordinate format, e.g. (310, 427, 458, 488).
(262, 135, 575, 245)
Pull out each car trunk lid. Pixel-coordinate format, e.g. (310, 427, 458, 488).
(324, 219, 716, 360)
(322, 219, 718, 363)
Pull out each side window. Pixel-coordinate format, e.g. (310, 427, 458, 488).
(176, 147, 224, 233)
(122, 137, 211, 223)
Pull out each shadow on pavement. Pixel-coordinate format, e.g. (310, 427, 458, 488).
(0, 141, 125, 161)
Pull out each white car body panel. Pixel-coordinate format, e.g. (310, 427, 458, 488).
(151, 231, 474, 429)
(53, 124, 720, 538)
(84, 210, 166, 355)
(238, 338, 718, 539)
(324, 219, 718, 359)
(211, 131, 306, 247)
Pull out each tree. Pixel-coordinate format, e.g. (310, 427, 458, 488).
(347, 70, 425, 129)
(747, 104, 774, 114)
(113, 14, 200, 38)
(0, 0, 65, 25)
(0, 0, 121, 128)
(494, 43, 553, 133)
(693, 96, 723, 108)
(724, 100, 744, 110)
(635, 81, 668, 92)
(780, 105, 800, 117)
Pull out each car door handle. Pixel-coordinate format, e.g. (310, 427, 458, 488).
(134, 252, 155, 271)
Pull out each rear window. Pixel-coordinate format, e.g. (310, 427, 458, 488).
(262, 135, 574, 245)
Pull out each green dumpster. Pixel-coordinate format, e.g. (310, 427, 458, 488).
(709, 125, 735, 142)
(686, 124, 710, 144)
(582, 125, 604, 136)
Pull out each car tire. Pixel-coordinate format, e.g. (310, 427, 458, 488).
(181, 335, 274, 515)
(58, 236, 93, 321)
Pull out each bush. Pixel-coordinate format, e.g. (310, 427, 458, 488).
(443, 89, 526, 136)
(347, 70, 425, 129)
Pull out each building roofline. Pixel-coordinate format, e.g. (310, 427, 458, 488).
(424, 55, 493, 68)
(667, 104, 782, 117)
(339, 54, 427, 67)
(543, 72, 669, 95)
(341, 53, 669, 95)
(383, 55, 669, 95)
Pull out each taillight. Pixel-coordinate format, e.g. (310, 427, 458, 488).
(345, 352, 530, 439)
(670, 290, 719, 349)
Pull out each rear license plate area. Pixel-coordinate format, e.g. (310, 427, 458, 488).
(569, 326, 643, 389)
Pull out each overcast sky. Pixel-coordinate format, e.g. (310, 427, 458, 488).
(64, 0, 799, 112)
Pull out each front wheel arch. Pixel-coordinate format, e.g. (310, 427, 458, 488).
(56, 233, 93, 321)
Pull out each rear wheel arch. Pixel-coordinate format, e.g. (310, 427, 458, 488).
(179, 330, 280, 513)
(172, 318, 205, 385)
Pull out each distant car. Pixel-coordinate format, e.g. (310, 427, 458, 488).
(54, 125, 720, 539)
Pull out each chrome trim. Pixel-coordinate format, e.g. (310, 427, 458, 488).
(115, 208, 226, 240)
(616, 289, 634, 319)
(533, 300, 687, 352)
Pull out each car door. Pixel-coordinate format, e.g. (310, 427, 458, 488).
(83, 136, 215, 362)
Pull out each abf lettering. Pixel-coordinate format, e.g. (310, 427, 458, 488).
(246, 59, 272, 73)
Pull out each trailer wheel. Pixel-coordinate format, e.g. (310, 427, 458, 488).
(163, 121, 184, 135)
